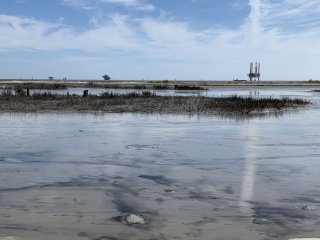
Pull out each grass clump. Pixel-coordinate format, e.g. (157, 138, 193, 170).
(153, 84, 168, 90)
(147, 80, 169, 84)
(31, 92, 59, 100)
(100, 92, 116, 99)
(175, 85, 206, 90)
(141, 90, 154, 97)
(99, 91, 155, 99)
(133, 85, 147, 89)
(203, 95, 309, 114)
(14, 87, 27, 96)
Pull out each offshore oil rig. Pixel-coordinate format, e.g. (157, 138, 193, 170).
(248, 62, 261, 81)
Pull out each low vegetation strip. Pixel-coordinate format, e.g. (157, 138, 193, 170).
(0, 90, 310, 115)
(2, 80, 320, 90)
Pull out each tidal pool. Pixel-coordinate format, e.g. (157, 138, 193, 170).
(0, 89, 320, 240)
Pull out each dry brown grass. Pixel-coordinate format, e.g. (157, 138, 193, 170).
(0, 91, 310, 116)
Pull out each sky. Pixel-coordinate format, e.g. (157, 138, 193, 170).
(0, 0, 320, 80)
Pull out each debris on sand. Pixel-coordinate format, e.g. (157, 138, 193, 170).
(299, 206, 316, 211)
(252, 218, 271, 225)
(121, 213, 145, 225)
(164, 189, 174, 193)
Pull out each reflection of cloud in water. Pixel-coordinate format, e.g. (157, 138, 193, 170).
(239, 125, 259, 215)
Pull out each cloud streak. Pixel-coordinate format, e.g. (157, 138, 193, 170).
(62, 0, 154, 11)
(101, 0, 155, 11)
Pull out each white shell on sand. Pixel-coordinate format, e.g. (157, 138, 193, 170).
(122, 213, 145, 224)
(301, 206, 316, 211)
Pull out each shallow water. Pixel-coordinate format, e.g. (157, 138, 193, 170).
(31, 86, 320, 99)
(0, 89, 320, 240)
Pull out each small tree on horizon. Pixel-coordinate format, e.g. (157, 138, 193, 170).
(103, 74, 111, 80)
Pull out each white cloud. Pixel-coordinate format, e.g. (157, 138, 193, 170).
(258, 0, 320, 31)
(0, 15, 69, 50)
(0, 13, 142, 52)
(62, 0, 95, 10)
(101, 0, 155, 11)
(1, 0, 320, 79)
(62, 0, 154, 11)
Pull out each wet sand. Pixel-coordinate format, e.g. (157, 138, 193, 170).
(0, 89, 319, 240)
(0, 110, 320, 240)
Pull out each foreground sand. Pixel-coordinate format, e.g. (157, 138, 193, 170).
(1, 111, 320, 240)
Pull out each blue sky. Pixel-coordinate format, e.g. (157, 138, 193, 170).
(0, 0, 320, 80)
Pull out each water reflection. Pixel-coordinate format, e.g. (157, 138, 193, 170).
(239, 125, 258, 216)
(249, 90, 260, 97)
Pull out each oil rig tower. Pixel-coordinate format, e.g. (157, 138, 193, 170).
(248, 62, 261, 81)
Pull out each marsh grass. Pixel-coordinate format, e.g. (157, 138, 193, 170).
(31, 91, 60, 100)
(133, 85, 147, 89)
(0, 91, 310, 115)
(14, 83, 67, 90)
(202, 95, 308, 114)
(153, 84, 169, 90)
(99, 91, 156, 99)
(175, 85, 206, 90)
(14, 87, 27, 96)
(147, 80, 170, 84)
